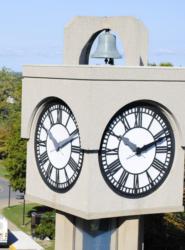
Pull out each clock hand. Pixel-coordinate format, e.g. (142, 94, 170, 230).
(126, 153, 136, 159)
(122, 137, 137, 152)
(136, 136, 166, 155)
(109, 131, 138, 153)
(57, 133, 79, 151)
(46, 128, 59, 150)
(126, 152, 146, 160)
(50, 134, 78, 153)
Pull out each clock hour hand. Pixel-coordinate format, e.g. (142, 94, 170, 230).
(57, 133, 78, 151)
(122, 137, 137, 152)
(136, 136, 166, 155)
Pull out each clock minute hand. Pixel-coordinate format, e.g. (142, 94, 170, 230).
(136, 136, 166, 155)
(47, 129, 59, 150)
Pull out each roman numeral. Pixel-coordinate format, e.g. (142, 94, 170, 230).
(70, 129, 79, 137)
(107, 159, 122, 176)
(71, 145, 81, 154)
(108, 130, 120, 139)
(105, 148, 119, 156)
(64, 168, 69, 182)
(57, 108, 62, 123)
(146, 171, 153, 185)
(156, 145, 170, 154)
(152, 158, 166, 172)
(154, 130, 165, 140)
(56, 169, 60, 184)
(154, 128, 169, 141)
(65, 114, 70, 126)
(147, 115, 156, 130)
(121, 115, 130, 131)
(68, 157, 79, 172)
(37, 139, 46, 147)
(46, 163, 53, 178)
(118, 170, 129, 187)
(42, 125, 48, 133)
(134, 108, 142, 127)
(39, 151, 49, 165)
(133, 174, 139, 189)
(48, 110, 54, 125)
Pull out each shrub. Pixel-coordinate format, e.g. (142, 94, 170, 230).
(34, 211, 55, 240)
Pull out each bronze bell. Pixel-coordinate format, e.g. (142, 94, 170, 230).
(91, 29, 122, 65)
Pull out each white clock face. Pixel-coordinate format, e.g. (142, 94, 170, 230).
(35, 101, 83, 193)
(99, 103, 175, 198)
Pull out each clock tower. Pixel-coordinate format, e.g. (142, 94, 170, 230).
(21, 16, 185, 250)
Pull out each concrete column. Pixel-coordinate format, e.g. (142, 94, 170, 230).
(55, 211, 75, 250)
(55, 215, 143, 250)
(75, 217, 83, 250)
(117, 217, 143, 250)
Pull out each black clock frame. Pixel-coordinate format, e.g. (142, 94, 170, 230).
(99, 102, 175, 199)
(34, 100, 83, 193)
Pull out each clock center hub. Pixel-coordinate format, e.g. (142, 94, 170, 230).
(47, 124, 71, 169)
(119, 128, 155, 174)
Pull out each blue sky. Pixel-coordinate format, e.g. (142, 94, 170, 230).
(0, 0, 185, 71)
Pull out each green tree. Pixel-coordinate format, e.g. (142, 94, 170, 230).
(159, 62, 173, 67)
(0, 68, 22, 159)
(148, 62, 157, 66)
(4, 110, 26, 192)
(35, 211, 55, 240)
(144, 213, 185, 250)
(148, 62, 173, 67)
(0, 68, 27, 192)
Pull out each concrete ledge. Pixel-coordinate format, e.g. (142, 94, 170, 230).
(9, 231, 43, 250)
(23, 65, 185, 81)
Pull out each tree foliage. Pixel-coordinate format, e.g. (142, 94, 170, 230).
(148, 62, 173, 67)
(35, 211, 55, 240)
(159, 62, 173, 67)
(0, 68, 26, 192)
(4, 111, 26, 192)
(144, 213, 185, 250)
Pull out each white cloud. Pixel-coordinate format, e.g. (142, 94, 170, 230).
(154, 49, 176, 56)
(0, 45, 62, 58)
(0, 48, 25, 57)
